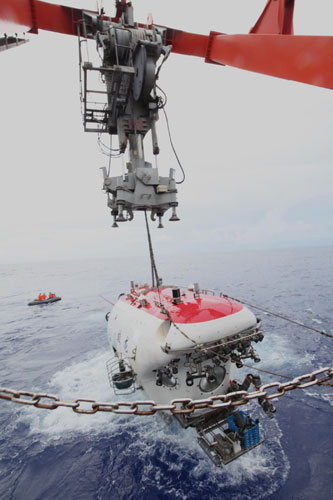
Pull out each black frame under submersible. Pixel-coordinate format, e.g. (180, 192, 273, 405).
(174, 373, 275, 466)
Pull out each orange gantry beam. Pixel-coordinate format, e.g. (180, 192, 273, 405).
(208, 34, 333, 90)
(0, 0, 93, 35)
(0, 0, 333, 90)
(250, 0, 295, 35)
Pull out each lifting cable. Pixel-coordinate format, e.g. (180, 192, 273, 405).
(223, 294, 333, 339)
(156, 84, 185, 185)
(143, 213, 197, 346)
(138, 221, 318, 380)
(162, 106, 186, 185)
(144, 210, 160, 288)
(140, 216, 331, 382)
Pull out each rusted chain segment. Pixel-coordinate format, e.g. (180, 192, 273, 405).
(0, 367, 332, 416)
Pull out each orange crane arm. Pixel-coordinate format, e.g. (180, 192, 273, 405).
(0, 0, 88, 35)
(250, 0, 295, 35)
(1, 0, 333, 89)
(206, 34, 333, 90)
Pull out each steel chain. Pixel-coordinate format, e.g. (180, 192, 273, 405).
(0, 367, 332, 416)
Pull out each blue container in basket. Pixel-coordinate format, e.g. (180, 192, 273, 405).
(227, 411, 261, 449)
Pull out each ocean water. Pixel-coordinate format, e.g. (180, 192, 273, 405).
(0, 246, 332, 500)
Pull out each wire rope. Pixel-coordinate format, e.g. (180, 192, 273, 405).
(144, 211, 160, 288)
(156, 85, 185, 185)
(223, 294, 333, 339)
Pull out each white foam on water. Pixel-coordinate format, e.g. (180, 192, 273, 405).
(187, 417, 290, 499)
(21, 350, 123, 440)
(303, 388, 333, 408)
(102, 391, 291, 498)
(132, 415, 290, 499)
(244, 329, 316, 383)
(18, 347, 291, 498)
(321, 393, 333, 406)
(311, 318, 323, 325)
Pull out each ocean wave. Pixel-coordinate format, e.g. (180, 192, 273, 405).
(19, 349, 290, 499)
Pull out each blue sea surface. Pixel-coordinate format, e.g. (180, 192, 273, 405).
(0, 247, 332, 500)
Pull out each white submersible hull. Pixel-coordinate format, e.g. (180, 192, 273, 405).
(107, 284, 261, 405)
(106, 284, 271, 465)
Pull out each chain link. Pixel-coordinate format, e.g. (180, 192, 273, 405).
(0, 367, 332, 416)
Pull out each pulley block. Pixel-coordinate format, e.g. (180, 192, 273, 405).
(133, 45, 156, 103)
